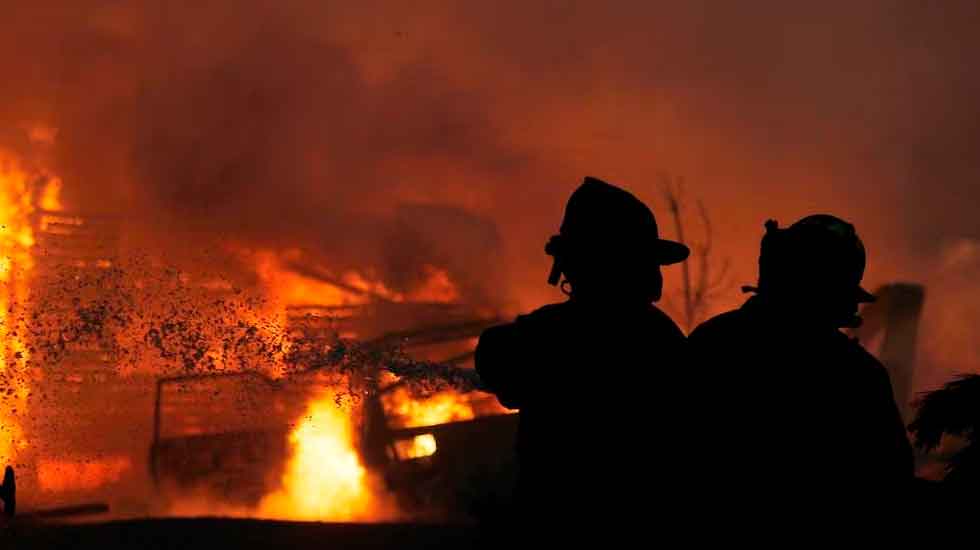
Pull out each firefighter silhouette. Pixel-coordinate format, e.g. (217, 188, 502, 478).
(475, 177, 689, 521)
(688, 215, 914, 506)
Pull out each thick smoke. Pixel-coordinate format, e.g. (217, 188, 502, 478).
(2, 1, 980, 390)
(1, 1, 520, 305)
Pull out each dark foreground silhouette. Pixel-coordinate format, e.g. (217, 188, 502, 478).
(0, 466, 13, 518)
(688, 216, 914, 507)
(909, 374, 980, 488)
(476, 177, 689, 523)
(1, 519, 480, 550)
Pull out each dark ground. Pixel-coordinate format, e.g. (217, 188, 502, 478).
(0, 518, 485, 549)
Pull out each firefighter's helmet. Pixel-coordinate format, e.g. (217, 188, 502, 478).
(545, 176, 689, 285)
(754, 214, 875, 303)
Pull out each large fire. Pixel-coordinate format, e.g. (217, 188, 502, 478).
(0, 148, 505, 521)
(257, 389, 393, 521)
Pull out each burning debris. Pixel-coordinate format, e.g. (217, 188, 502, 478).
(0, 150, 514, 523)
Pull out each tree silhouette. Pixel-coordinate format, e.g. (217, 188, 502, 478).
(658, 175, 730, 332)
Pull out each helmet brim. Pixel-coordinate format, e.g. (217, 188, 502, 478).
(657, 239, 691, 265)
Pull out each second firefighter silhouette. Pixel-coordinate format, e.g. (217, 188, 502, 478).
(475, 177, 689, 518)
(688, 215, 914, 500)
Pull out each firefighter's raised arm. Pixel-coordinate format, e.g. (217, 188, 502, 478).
(474, 321, 525, 409)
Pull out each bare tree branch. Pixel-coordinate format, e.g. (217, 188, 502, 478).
(656, 174, 731, 332)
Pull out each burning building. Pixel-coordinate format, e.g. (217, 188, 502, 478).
(0, 152, 516, 523)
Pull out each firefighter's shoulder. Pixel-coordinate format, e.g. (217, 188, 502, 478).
(647, 304, 686, 341)
(688, 308, 745, 344)
(837, 331, 892, 384)
(515, 301, 571, 323)
(840, 331, 884, 366)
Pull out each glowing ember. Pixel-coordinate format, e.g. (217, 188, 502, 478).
(257, 389, 392, 521)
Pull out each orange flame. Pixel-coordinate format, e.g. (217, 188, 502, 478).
(251, 249, 461, 308)
(391, 434, 438, 460)
(253, 250, 371, 307)
(0, 151, 36, 466)
(382, 386, 477, 428)
(257, 389, 394, 521)
(40, 177, 63, 212)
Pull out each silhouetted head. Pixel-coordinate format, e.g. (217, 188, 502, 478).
(545, 177, 689, 306)
(752, 214, 874, 327)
